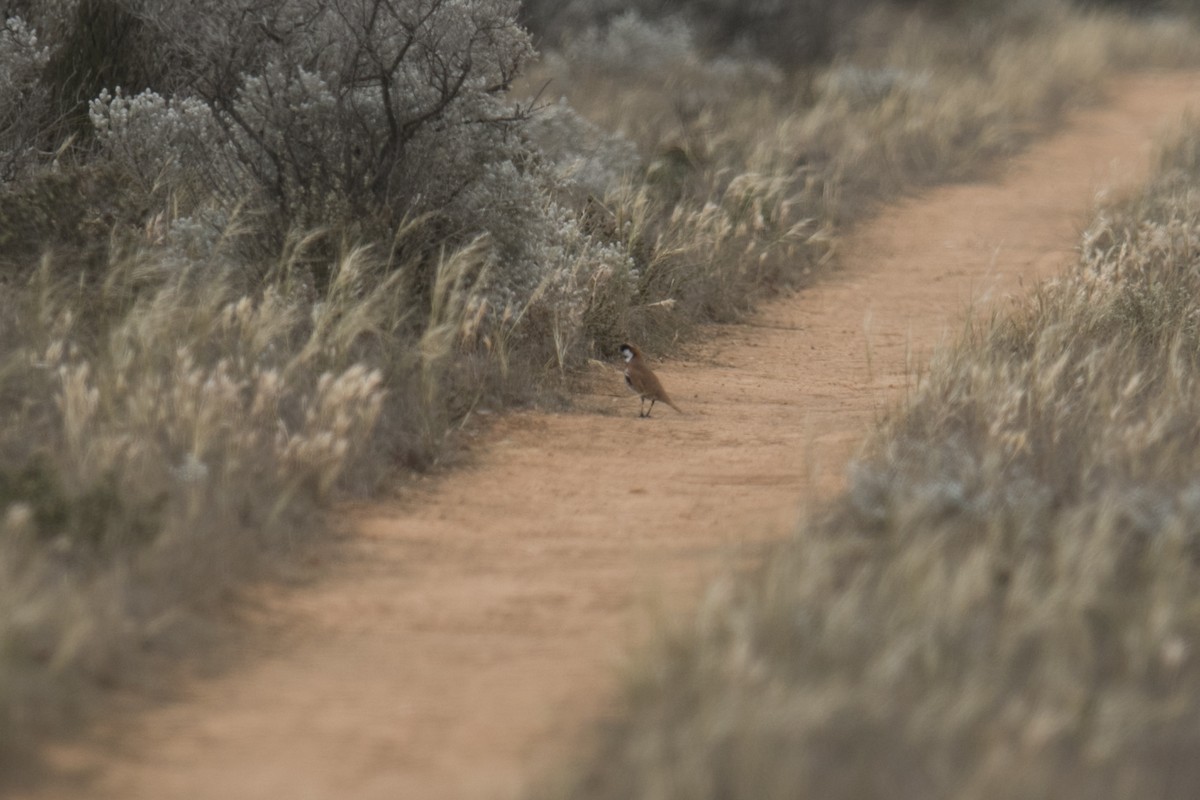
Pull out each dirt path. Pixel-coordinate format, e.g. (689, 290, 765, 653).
(22, 72, 1200, 800)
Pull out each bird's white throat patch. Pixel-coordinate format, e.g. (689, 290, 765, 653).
(621, 348, 633, 363)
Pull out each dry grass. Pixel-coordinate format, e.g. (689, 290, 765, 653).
(537, 117, 1200, 800)
(533, 4, 1200, 353)
(0, 224, 537, 759)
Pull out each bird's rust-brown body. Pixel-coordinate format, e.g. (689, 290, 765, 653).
(620, 343, 683, 417)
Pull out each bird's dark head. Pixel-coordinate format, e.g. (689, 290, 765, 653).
(619, 343, 639, 363)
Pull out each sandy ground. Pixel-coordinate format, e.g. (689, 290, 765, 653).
(16, 72, 1200, 800)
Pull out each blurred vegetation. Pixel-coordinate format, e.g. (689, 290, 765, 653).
(520, 0, 1200, 64)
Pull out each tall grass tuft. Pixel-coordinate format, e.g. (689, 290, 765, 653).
(0, 221, 546, 757)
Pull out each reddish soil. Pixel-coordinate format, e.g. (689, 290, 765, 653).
(19, 72, 1200, 800)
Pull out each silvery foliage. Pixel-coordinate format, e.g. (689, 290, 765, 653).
(513, 101, 640, 316)
(0, 16, 50, 181)
(90, 88, 228, 195)
(460, 101, 637, 318)
(456, 159, 633, 317)
(91, 0, 535, 229)
(558, 11, 695, 75)
(89, 88, 234, 269)
(523, 100, 641, 206)
(546, 11, 781, 95)
(87, 0, 634, 318)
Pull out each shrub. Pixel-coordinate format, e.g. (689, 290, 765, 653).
(109, 0, 537, 237)
(0, 15, 50, 181)
(78, 0, 643, 338)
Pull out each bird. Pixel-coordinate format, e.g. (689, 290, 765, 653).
(620, 342, 683, 418)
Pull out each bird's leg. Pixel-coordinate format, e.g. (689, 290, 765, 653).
(638, 396, 646, 418)
(647, 398, 656, 417)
